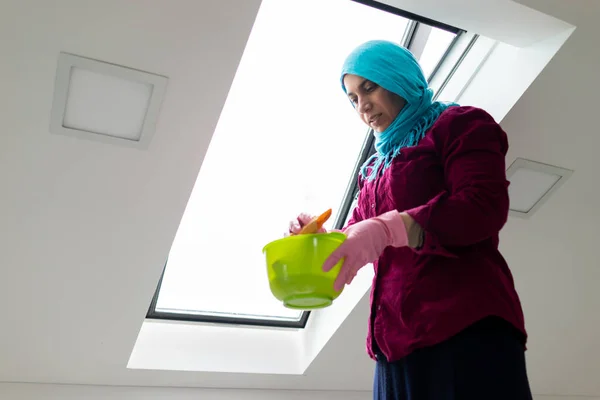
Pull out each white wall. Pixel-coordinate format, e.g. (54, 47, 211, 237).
(3, 383, 596, 400)
(0, 383, 370, 400)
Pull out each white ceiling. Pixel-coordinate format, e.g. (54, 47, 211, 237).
(0, 0, 598, 398)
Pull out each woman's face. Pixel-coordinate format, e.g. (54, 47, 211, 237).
(343, 74, 406, 133)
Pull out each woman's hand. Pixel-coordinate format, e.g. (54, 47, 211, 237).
(322, 210, 411, 291)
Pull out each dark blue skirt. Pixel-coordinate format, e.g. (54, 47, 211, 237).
(373, 317, 532, 400)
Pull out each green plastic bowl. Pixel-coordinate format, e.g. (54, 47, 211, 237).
(262, 232, 347, 310)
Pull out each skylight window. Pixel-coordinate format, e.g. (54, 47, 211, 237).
(148, 0, 462, 327)
(420, 28, 457, 80)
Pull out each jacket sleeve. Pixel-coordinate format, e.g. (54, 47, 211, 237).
(405, 107, 510, 255)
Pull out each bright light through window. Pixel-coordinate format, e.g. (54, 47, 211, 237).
(420, 28, 457, 80)
(153, 0, 457, 324)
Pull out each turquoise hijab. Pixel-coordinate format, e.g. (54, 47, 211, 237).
(341, 40, 458, 181)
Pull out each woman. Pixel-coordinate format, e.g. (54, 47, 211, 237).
(289, 40, 532, 399)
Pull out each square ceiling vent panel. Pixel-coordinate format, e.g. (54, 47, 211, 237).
(507, 157, 573, 218)
(50, 52, 168, 149)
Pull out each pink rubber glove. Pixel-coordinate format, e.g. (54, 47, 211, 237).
(286, 213, 327, 236)
(322, 210, 409, 291)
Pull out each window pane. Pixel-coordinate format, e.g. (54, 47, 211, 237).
(419, 28, 457, 81)
(155, 0, 410, 322)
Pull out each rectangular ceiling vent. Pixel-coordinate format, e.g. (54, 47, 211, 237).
(507, 157, 573, 218)
(50, 52, 168, 149)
